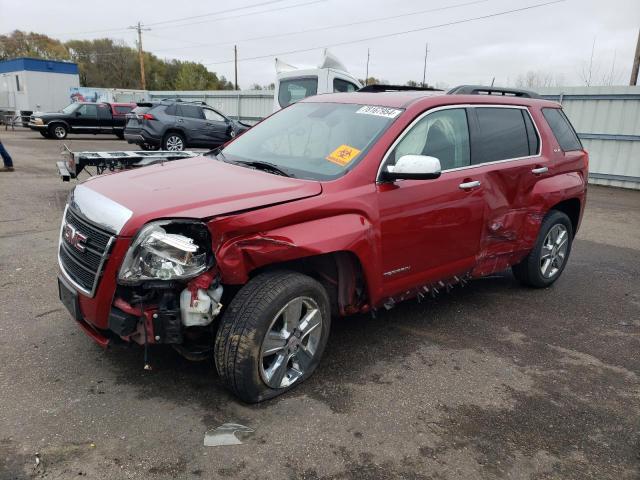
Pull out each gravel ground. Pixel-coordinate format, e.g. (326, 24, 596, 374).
(0, 129, 638, 480)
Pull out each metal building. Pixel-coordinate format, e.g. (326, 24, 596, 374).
(0, 57, 80, 119)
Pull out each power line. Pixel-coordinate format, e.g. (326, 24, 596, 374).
(151, 0, 490, 53)
(145, 0, 291, 27)
(149, 0, 326, 31)
(203, 0, 566, 66)
(48, 0, 321, 37)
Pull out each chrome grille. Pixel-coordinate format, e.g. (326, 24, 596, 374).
(58, 207, 115, 296)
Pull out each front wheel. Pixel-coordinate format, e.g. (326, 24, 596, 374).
(215, 271, 331, 403)
(49, 123, 68, 140)
(512, 210, 573, 288)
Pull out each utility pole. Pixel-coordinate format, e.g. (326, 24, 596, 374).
(630, 29, 640, 86)
(422, 43, 429, 88)
(365, 48, 370, 86)
(234, 45, 238, 90)
(129, 22, 150, 90)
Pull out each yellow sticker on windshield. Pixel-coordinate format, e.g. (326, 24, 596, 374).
(326, 144, 361, 167)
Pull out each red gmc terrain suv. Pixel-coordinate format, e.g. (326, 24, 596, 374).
(57, 85, 588, 402)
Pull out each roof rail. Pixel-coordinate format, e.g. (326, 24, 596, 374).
(447, 85, 540, 98)
(159, 98, 208, 105)
(358, 84, 443, 93)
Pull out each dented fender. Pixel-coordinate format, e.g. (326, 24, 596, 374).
(214, 213, 377, 286)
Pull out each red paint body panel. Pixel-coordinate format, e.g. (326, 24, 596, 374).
(67, 91, 588, 334)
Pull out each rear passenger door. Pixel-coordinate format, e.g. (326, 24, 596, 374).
(467, 105, 546, 275)
(176, 104, 207, 145)
(97, 104, 113, 132)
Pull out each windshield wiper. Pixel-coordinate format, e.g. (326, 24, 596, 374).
(236, 160, 294, 178)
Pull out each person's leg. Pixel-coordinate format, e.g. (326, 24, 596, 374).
(0, 141, 14, 170)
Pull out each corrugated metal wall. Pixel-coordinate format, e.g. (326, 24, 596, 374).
(147, 90, 274, 124)
(538, 86, 640, 190)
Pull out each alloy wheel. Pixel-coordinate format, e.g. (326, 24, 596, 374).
(54, 126, 66, 138)
(540, 224, 569, 278)
(166, 135, 184, 151)
(259, 296, 323, 389)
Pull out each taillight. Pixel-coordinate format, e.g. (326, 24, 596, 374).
(142, 113, 156, 120)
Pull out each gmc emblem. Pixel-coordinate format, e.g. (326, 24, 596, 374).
(63, 222, 87, 253)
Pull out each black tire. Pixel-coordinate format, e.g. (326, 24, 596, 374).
(39, 131, 50, 138)
(162, 132, 185, 151)
(115, 132, 125, 140)
(215, 271, 331, 403)
(512, 210, 573, 288)
(49, 123, 67, 140)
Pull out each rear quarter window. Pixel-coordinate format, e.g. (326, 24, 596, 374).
(542, 108, 582, 151)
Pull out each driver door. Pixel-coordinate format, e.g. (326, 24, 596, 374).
(203, 108, 231, 146)
(377, 107, 486, 295)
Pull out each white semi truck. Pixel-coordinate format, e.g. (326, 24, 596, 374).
(273, 50, 362, 112)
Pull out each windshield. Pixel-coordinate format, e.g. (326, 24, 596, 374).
(278, 77, 318, 108)
(221, 102, 403, 180)
(61, 103, 79, 114)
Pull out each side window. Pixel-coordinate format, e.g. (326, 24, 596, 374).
(77, 104, 97, 118)
(278, 77, 318, 108)
(114, 105, 133, 114)
(542, 108, 582, 151)
(203, 109, 226, 122)
(333, 78, 358, 93)
(177, 104, 204, 119)
(389, 108, 470, 170)
(164, 104, 176, 116)
(97, 104, 111, 120)
(473, 107, 530, 164)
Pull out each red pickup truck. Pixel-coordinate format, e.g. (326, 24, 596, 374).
(57, 85, 588, 402)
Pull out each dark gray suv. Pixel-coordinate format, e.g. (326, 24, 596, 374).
(124, 100, 250, 151)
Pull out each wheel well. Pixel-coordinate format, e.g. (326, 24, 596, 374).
(250, 251, 367, 316)
(551, 198, 581, 236)
(163, 129, 184, 139)
(48, 121, 67, 130)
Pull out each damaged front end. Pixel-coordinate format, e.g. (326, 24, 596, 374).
(58, 207, 223, 365)
(98, 219, 223, 363)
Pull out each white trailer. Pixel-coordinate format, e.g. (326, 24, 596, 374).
(0, 57, 80, 121)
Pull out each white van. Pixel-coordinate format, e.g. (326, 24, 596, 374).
(273, 51, 362, 112)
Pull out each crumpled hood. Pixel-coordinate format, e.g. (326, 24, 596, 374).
(78, 156, 322, 236)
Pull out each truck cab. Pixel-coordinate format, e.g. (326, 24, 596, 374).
(273, 51, 362, 111)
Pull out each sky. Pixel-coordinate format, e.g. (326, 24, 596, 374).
(1, 0, 639, 89)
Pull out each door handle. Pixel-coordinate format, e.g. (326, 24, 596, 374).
(531, 166, 548, 175)
(459, 180, 481, 190)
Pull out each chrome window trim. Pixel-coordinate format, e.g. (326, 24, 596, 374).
(376, 103, 543, 182)
(57, 205, 116, 298)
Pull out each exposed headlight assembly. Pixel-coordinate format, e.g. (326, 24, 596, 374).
(118, 221, 210, 284)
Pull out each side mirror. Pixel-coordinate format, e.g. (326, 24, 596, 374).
(75, 111, 81, 117)
(382, 155, 442, 181)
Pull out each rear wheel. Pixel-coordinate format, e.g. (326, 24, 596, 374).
(162, 132, 185, 151)
(215, 271, 331, 403)
(512, 210, 573, 288)
(115, 132, 125, 140)
(49, 123, 67, 140)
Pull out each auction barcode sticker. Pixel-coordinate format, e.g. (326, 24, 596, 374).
(356, 105, 402, 118)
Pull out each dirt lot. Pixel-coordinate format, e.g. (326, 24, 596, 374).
(0, 129, 638, 480)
